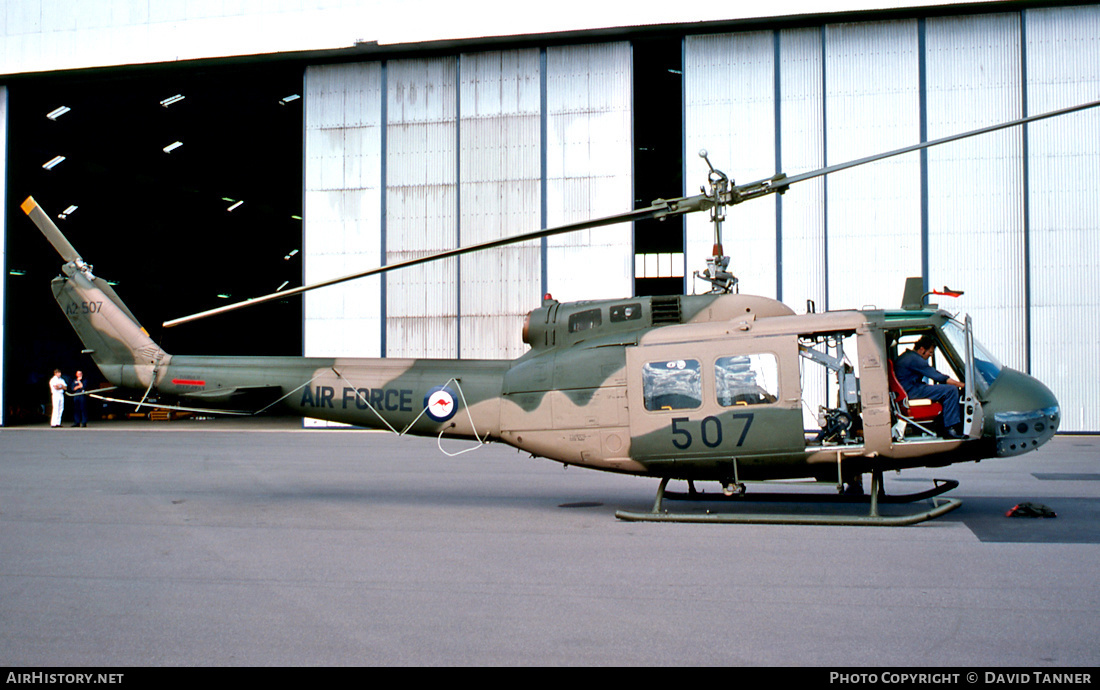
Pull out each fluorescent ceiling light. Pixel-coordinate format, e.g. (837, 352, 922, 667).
(58, 205, 79, 219)
(283, 249, 299, 260)
(9, 269, 27, 276)
(163, 141, 183, 153)
(43, 155, 66, 170)
(276, 281, 290, 292)
(227, 200, 244, 212)
(160, 94, 185, 107)
(279, 94, 301, 105)
(46, 106, 71, 120)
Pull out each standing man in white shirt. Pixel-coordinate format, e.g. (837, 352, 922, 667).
(49, 369, 67, 428)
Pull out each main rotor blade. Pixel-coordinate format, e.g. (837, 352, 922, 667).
(162, 198, 706, 328)
(732, 98, 1100, 198)
(21, 197, 84, 264)
(163, 97, 1100, 329)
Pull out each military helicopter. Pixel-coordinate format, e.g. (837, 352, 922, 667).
(23, 99, 1097, 525)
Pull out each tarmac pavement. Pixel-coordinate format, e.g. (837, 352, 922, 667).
(1, 418, 1098, 666)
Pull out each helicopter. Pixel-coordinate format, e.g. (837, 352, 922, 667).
(23, 99, 1096, 525)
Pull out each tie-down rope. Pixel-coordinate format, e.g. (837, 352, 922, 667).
(330, 368, 488, 456)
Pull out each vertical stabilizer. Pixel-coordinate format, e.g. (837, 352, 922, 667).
(25, 197, 168, 386)
(51, 267, 167, 369)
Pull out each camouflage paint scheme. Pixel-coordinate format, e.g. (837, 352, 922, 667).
(31, 196, 1061, 486)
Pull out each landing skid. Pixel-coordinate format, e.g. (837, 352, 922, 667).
(615, 472, 961, 526)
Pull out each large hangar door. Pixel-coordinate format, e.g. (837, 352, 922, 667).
(302, 42, 633, 362)
(1025, 5, 1100, 433)
(682, 7, 1100, 432)
(386, 57, 460, 360)
(543, 43, 633, 306)
(458, 50, 542, 360)
(303, 63, 386, 361)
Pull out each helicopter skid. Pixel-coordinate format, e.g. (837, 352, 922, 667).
(615, 475, 961, 526)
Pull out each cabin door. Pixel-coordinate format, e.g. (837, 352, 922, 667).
(626, 335, 805, 466)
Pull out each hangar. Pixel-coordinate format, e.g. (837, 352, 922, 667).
(1, 1, 1098, 431)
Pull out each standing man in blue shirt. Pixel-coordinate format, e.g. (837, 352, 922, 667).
(894, 334, 965, 439)
(71, 370, 88, 427)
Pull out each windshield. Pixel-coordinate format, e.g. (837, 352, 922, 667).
(940, 318, 1003, 394)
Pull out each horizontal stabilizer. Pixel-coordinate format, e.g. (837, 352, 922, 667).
(178, 384, 283, 405)
(87, 392, 253, 417)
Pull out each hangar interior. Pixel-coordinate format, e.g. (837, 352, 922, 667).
(3, 63, 306, 423)
(2, 1, 1099, 431)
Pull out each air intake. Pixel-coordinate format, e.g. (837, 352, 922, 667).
(650, 296, 682, 325)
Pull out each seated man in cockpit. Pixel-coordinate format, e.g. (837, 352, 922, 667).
(895, 334, 966, 440)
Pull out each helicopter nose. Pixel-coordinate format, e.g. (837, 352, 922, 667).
(981, 368, 1060, 457)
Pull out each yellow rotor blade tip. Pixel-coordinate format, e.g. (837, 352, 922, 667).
(20, 197, 37, 215)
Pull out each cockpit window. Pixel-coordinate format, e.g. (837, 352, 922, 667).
(940, 319, 1003, 393)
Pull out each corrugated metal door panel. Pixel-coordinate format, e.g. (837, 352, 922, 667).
(459, 50, 542, 359)
(777, 27, 826, 313)
(305, 64, 343, 130)
(824, 20, 922, 312)
(544, 42, 633, 303)
(1026, 4, 1100, 431)
(304, 63, 384, 358)
(685, 31, 778, 298)
(386, 57, 459, 358)
(772, 27, 828, 426)
(925, 13, 1026, 371)
(341, 62, 381, 129)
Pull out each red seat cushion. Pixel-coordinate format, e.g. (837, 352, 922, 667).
(888, 359, 943, 422)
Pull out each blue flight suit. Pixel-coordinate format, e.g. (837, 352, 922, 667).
(71, 376, 88, 426)
(894, 349, 961, 428)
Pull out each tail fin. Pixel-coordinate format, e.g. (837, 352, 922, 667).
(23, 197, 168, 383)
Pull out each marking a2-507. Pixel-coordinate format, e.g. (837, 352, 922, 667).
(670, 414, 753, 450)
(66, 301, 103, 316)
